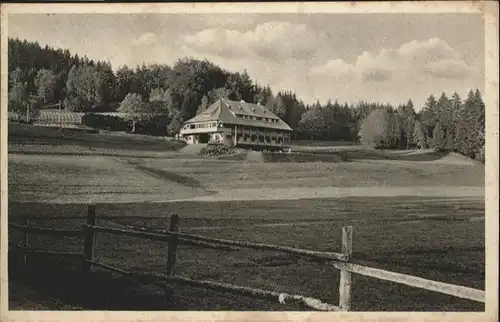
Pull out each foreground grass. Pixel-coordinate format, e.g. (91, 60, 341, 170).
(9, 197, 485, 311)
(7, 127, 485, 310)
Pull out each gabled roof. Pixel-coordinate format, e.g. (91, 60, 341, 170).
(183, 99, 293, 131)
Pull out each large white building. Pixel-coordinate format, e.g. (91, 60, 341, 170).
(179, 98, 293, 152)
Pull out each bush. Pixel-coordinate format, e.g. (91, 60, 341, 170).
(82, 113, 128, 131)
(199, 143, 247, 157)
(133, 115, 170, 137)
(82, 113, 171, 137)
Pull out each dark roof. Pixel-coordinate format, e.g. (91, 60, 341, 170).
(183, 99, 293, 131)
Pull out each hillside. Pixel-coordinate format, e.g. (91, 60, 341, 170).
(8, 37, 485, 164)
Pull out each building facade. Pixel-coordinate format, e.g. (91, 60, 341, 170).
(179, 98, 293, 152)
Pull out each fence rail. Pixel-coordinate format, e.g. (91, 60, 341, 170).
(9, 242, 84, 258)
(331, 261, 485, 303)
(8, 205, 486, 310)
(86, 224, 348, 262)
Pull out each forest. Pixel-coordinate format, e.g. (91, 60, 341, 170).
(7, 38, 485, 162)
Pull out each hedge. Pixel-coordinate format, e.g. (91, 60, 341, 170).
(81, 113, 170, 137)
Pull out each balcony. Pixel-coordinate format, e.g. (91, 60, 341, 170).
(179, 126, 218, 135)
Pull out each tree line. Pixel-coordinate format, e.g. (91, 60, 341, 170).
(8, 38, 485, 162)
(358, 91, 485, 162)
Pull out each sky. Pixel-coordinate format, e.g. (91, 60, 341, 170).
(8, 13, 485, 110)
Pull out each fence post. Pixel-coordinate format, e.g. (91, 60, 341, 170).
(166, 214, 180, 276)
(82, 205, 96, 273)
(22, 218, 30, 264)
(338, 226, 353, 311)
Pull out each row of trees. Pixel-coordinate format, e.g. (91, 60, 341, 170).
(8, 38, 485, 162)
(359, 90, 485, 162)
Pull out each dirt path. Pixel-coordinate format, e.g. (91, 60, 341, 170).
(166, 186, 484, 203)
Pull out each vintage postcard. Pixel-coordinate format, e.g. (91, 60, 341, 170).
(1, 2, 498, 322)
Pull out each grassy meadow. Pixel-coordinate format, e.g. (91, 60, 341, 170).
(7, 124, 485, 311)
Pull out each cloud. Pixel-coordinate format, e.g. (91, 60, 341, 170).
(132, 32, 158, 46)
(192, 15, 261, 29)
(398, 37, 461, 64)
(356, 38, 473, 82)
(424, 58, 474, 79)
(361, 68, 393, 82)
(312, 37, 475, 83)
(182, 21, 325, 61)
(310, 58, 353, 78)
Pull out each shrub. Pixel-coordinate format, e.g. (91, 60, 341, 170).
(133, 114, 170, 137)
(82, 113, 128, 131)
(199, 144, 247, 157)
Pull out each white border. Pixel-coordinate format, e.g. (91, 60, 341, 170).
(1, 2, 498, 322)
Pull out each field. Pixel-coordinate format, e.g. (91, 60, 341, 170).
(7, 124, 485, 311)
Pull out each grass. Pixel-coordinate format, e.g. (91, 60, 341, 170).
(137, 157, 484, 191)
(8, 123, 186, 156)
(7, 126, 485, 311)
(9, 197, 485, 311)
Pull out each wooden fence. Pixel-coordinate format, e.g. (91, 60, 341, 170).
(8, 205, 485, 311)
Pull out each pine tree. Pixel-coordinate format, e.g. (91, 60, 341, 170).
(421, 94, 438, 137)
(431, 121, 445, 150)
(447, 92, 462, 151)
